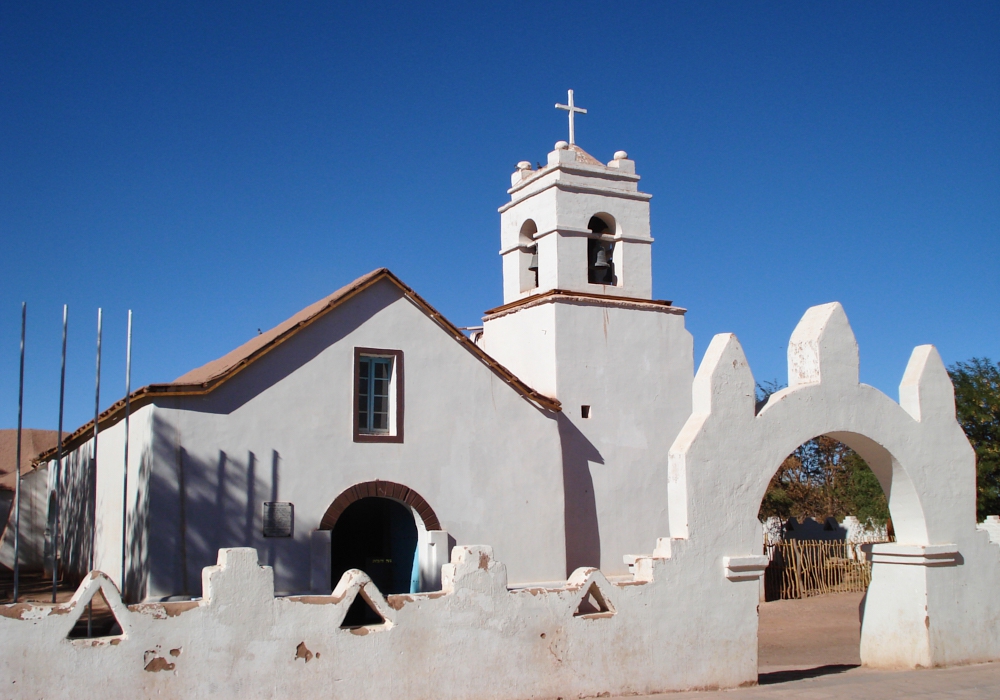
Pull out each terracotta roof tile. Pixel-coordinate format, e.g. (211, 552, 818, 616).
(174, 268, 386, 386)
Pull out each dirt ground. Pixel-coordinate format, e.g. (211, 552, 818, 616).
(758, 591, 864, 673)
(644, 592, 1000, 698)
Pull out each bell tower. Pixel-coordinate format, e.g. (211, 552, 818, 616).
(499, 141, 653, 304)
(479, 94, 694, 577)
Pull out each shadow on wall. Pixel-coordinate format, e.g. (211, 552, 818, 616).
(50, 431, 154, 602)
(173, 281, 398, 418)
(123, 440, 151, 604)
(133, 286, 397, 599)
(784, 517, 848, 541)
(142, 412, 309, 602)
(556, 413, 602, 575)
(129, 288, 401, 600)
(57, 446, 95, 585)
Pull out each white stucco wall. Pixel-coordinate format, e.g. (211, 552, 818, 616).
(499, 145, 653, 303)
(0, 467, 50, 570)
(0, 544, 760, 699)
(483, 297, 693, 576)
(140, 278, 567, 598)
(31, 406, 155, 598)
(478, 303, 558, 397)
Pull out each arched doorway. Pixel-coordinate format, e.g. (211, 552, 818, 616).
(756, 432, 893, 680)
(330, 498, 419, 596)
(320, 480, 442, 592)
(667, 306, 976, 679)
(320, 481, 441, 626)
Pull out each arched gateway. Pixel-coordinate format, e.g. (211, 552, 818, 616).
(666, 302, 997, 674)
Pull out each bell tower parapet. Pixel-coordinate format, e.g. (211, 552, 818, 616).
(498, 141, 654, 304)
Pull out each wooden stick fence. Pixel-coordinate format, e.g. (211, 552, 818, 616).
(763, 540, 881, 600)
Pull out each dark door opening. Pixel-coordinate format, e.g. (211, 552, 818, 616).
(330, 497, 419, 625)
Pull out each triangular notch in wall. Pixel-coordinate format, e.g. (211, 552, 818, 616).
(66, 589, 124, 639)
(574, 583, 613, 618)
(341, 590, 386, 628)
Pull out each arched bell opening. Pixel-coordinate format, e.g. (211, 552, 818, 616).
(587, 214, 616, 285)
(518, 219, 539, 292)
(755, 430, 911, 679)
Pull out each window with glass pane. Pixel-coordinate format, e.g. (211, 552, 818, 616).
(358, 356, 393, 433)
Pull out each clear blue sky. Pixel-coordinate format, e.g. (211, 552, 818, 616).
(2, 1, 998, 432)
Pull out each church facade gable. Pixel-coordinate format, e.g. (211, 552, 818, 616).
(51, 275, 568, 601)
(148, 281, 565, 597)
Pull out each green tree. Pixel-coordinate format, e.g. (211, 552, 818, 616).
(838, 449, 890, 527)
(948, 358, 1000, 522)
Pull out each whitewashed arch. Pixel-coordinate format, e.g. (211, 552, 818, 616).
(667, 302, 1000, 669)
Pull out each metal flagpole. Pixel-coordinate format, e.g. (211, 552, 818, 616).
(13, 303, 26, 602)
(53, 305, 67, 604)
(120, 310, 132, 596)
(89, 308, 102, 637)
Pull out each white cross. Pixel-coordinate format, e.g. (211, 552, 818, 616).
(555, 89, 587, 146)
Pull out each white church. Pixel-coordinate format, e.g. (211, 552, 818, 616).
(5, 95, 1000, 697)
(25, 107, 695, 603)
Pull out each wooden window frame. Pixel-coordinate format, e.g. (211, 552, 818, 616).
(353, 347, 404, 443)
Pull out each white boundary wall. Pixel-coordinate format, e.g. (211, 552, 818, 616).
(0, 544, 752, 699)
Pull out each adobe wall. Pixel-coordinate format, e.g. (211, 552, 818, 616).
(483, 299, 694, 576)
(147, 278, 568, 597)
(31, 405, 156, 598)
(0, 544, 754, 699)
(0, 467, 50, 571)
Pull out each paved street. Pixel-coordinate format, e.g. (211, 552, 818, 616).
(634, 662, 1000, 699)
(624, 592, 1000, 698)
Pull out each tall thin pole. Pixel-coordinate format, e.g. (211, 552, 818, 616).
(53, 305, 67, 604)
(120, 310, 132, 595)
(13, 303, 26, 602)
(89, 309, 102, 637)
(91, 308, 102, 570)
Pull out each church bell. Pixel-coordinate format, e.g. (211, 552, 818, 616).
(593, 245, 610, 268)
(528, 246, 538, 271)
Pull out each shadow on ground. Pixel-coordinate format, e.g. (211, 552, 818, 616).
(759, 663, 860, 685)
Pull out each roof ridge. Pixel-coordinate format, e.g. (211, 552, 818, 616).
(33, 269, 559, 464)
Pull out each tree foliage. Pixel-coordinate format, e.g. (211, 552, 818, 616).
(947, 358, 1000, 522)
(755, 381, 890, 526)
(758, 435, 891, 526)
(755, 358, 1000, 526)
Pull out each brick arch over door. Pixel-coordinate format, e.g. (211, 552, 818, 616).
(319, 480, 441, 531)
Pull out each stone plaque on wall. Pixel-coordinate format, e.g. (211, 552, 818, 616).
(263, 502, 294, 538)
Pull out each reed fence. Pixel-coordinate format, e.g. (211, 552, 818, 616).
(762, 539, 883, 600)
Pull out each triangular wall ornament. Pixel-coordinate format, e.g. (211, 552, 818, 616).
(574, 583, 613, 617)
(342, 591, 385, 628)
(567, 568, 617, 619)
(331, 569, 395, 630)
(63, 573, 130, 640)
